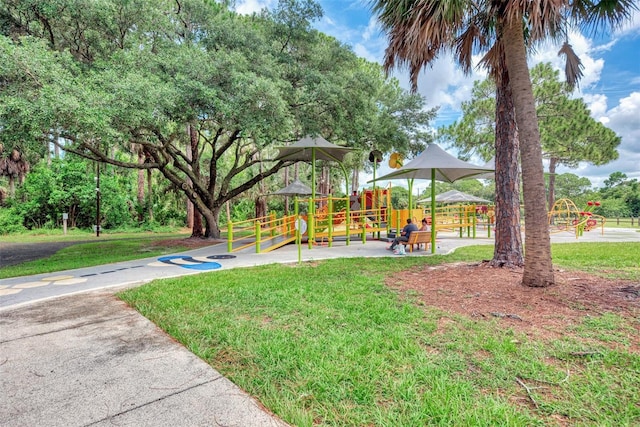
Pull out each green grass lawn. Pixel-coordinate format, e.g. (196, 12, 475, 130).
(120, 243, 640, 427)
(0, 230, 203, 279)
(603, 218, 640, 229)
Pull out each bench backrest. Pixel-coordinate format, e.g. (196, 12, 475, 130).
(407, 231, 431, 243)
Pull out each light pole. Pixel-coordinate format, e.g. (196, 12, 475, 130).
(95, 163, 101, 237)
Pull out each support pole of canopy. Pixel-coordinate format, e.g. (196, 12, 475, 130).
(295, 197, 301, 264)
(407, 178, 414, 212)
(431, 168, 436, 253)
(309, 149, 316, 249)
(338, 162, 350, 245)
(373, 160, 377, 239)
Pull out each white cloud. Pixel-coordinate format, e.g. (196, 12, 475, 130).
(583, 93, 609, 120)
(361, 15, 380, 42)
(405, 52, 487, 113)
(568, 92, 640, 186)
(350, 19, 388, 63)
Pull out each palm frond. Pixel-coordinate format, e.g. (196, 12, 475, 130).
(570, 0, 638, 33)
(374, 0, 473, 91)
(455, 23, 483, 74)
(557, 41, 584, 89)
(479, 42, 505, 82)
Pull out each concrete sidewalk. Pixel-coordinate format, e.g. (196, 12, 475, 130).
(0, 291, 288, 427)
(1, 228, 637, 426)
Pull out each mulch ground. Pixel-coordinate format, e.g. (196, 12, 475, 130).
(389, 262, 640, 351)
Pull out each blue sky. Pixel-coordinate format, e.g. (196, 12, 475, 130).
(235, 0, 640, 188)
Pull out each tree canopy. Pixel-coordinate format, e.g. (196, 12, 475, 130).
(0, 0, 436, 237)
(440, 62, 621, 207)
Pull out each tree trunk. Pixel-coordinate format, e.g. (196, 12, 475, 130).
(53, 129, 60, 160)
(203, 206, 220, 239)
(8, 175, 15, 196)
(351, 168, 359, 193)
(137, 148, 145, 223)
(491, 64, 524, 268)
(193, 207, 203, 237)
(186, 125, 194, 229)
(46, 132, 52, 165)
(186, 192, 194, 228)
(502, 17, 554, 287)
(547, 157, 557, 209)
(146, 169, 153, 222)
(255, 196, 267, 219)
(188, 123, 203, 238)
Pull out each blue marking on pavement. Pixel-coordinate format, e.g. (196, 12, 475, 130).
(158, 256, 184, 262)
(181, 262, 222, 271)
(157, 255, 223, 271)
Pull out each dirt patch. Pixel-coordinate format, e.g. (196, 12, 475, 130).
(388, 262, 640, 350)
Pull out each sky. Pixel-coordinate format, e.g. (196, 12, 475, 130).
(234, 0, 640, 189)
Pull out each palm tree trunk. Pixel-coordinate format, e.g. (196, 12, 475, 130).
(501, 16, 554, 287)
(491, 64, 523, 267)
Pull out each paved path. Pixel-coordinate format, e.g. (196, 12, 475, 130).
(0, 228, 637, 426)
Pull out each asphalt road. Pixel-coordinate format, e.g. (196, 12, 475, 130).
(0, 241, 86, 268)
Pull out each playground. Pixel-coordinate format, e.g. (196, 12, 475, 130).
(223, 193, 619, 257)
(220, 137, 621, 255)
(548, 198, 606, 237)
(223, 186, 496, 255)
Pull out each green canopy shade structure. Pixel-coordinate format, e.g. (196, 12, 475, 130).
(371, 144, 493, 253)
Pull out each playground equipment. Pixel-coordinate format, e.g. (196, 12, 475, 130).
(225, 143, 494, 254)
(548, 198, 605, 237)
(418, 204, 485, 238)
(225, 185, 393, 253)
(372, 143, 494, 253)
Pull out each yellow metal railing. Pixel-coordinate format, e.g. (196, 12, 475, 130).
(227, 213, 297, 253)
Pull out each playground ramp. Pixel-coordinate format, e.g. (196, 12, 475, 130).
(226, 206, 389, 254)
(228, 232, 297, 253)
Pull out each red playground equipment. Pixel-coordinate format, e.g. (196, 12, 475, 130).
(548, 198, 605, 237)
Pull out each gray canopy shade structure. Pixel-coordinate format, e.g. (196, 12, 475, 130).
(371, 143, 494, 253)
(375, 143, 494, 183)
(274, 136, 353, 163)
(418, 190, 490, 204)
(272, 179, 314, 197)
(475, 157, 495, 180)
(274, 136, 353, 222)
